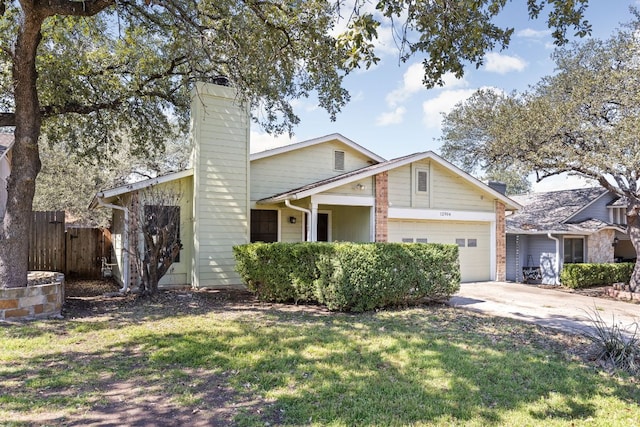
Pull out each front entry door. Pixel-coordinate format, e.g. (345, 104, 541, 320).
(317, 213, 329, 242)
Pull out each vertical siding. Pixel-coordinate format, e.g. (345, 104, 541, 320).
(192, 83, 249, 288)
(250, 141, 375, 201)
(506, 234, 518, 281)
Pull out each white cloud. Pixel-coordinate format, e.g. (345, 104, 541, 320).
(376, 107, 406, 126)
(483, 52, 527, 74)
(250, 131, 297, 154)
(421, 88, 480, 129)
(385, 63, 425, 107)
(441, 72, 470, 90)
(517, 28, 552, 39)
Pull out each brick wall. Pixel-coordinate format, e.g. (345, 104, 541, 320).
(375, 172, 389, 242)
(495, 201, 506, 281)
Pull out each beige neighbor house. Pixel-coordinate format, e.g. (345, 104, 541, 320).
(0, 133, 14, 218)
(90, 82, 521, 290)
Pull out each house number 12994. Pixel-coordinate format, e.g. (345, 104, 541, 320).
(440, 211, 452, 217)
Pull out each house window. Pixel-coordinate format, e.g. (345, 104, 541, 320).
(334, 150, 345, 171)
(251, 210, 278, 243)
(402, 238, 414, 243)
(416, 238, 428, 243)
(144, 205, 180, 262)
(416, 169, 428, 193)
(455, 238, 466, 247)
(564, 238, 584, 264)
(467, 239, 477, 247)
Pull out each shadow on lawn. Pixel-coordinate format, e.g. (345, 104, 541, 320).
(3, 294, 640, 426)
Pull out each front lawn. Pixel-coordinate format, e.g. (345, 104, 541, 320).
(0, 281, 638, 426)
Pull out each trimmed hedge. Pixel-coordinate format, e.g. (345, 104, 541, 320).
(560, 263, 635, 289)
(233, 242, 461, 312)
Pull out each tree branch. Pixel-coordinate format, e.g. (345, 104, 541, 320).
(35, 0, 115, 18)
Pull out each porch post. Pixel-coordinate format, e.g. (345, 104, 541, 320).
(310, 202, 318, 242)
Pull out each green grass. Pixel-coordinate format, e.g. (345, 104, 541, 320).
(0, 302, 638, 426)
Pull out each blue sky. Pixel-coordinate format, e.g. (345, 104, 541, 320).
(250, 1, 638, 192)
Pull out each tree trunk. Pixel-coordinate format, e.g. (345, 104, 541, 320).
(0, 13, 44, 287)
(627, 204, 640, 293)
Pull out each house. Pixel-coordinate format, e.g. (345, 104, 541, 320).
(0, 133, 14, 218)
(506, 187, 634, 284)
(90, 82, 520, 289)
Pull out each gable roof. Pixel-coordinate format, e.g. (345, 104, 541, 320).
(250, 133, 386, 163)
(88, 169, 194, 209)
(507, 187, 623, 234)
(258, 151, 521, 210)
(0, 133, 14, 160)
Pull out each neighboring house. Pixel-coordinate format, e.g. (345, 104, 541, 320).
(506, 187, 634, 284)
(90, 82, 520, 289)
(0, 133, 14, 218)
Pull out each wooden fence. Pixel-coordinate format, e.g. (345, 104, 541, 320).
(28, 211, 112, 279)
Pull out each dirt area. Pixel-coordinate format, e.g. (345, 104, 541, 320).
(58, 279, 325, 426)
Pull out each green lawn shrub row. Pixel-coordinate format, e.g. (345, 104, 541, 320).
(560, 263, 635, 289)
(233, 242, 461, 312)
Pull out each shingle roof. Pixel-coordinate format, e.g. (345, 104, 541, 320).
(507, 187, 609, 234)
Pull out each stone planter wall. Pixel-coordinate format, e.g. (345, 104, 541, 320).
(0, 272, 64, 320)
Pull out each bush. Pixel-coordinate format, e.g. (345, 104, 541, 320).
(560, 263, 634, 289)
(233, 242, 334, 302)
(234, 242, 461, 311)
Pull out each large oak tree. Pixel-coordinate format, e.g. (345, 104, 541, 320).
(441, 14, 640, 290)
(0, 0, 590, 287)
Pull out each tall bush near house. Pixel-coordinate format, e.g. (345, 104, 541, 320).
(233, 242, 334, 302)
(234, 242, 460, 311)
(316, 243, 460, 311)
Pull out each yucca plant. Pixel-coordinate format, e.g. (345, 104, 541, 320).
(583, 307, 639, 376)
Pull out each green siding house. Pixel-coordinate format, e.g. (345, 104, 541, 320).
(91, 82, 520, 289)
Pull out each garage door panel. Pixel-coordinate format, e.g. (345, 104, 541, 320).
(388, 220, 491, 282)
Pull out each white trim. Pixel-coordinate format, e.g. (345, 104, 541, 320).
(250, 133, 385, 163)
(311, 194, 375, 206)
(370, 205, 376, 242)
(389, 207, 496, 222)
(260, 151, 521, 211)
(90, 169, 194, 209)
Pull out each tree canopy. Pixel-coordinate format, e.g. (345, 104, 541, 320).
(440, 13, 640, 289)
(0, 0, 593, 286)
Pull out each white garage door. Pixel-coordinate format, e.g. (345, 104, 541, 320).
(388, 220, 492, 282)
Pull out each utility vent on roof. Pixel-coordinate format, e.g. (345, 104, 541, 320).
(334, 150, 345, 171)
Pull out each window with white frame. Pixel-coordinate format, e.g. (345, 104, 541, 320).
(334, 150, 345, 171)
(416, 169, 428, 193)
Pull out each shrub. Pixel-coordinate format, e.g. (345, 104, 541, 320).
(233, 242, 334, 302)
(560, 263, 634, 289)
(234, 242, 460, 312)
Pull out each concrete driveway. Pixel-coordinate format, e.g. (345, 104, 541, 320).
(449, 282, 639, 338)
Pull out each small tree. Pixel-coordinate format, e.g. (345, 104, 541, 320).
(131, 187, 183, 295)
